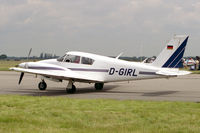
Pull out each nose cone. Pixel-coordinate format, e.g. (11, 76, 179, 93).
(18, 63, 26, 68)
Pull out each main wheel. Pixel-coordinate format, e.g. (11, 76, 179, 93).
(38, 81, 47, 91)
(67, 85, 76, 94)
(95, 83, 104, 90)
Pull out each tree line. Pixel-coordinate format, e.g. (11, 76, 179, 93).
(0, 53, 199, 62)
(0, 53, 59, 60)
(0, 54, 7, 59)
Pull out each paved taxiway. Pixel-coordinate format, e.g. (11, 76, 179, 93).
(0, 71, 200, 102)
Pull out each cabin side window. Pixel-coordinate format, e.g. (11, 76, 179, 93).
(64, 55, 80, 64)
(57, 54, 80, 64)
(81, 57, 94, 65)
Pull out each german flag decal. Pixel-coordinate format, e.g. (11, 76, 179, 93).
(167, 45, 173, 50)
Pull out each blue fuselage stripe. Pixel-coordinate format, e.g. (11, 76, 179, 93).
(139, 71, 157, 75)
(28, 67, 65, 70)
(68, 68, 109, 72)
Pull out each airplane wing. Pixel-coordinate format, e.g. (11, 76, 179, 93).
(10, 67, 103, 83)
(156, 69, 191, 76)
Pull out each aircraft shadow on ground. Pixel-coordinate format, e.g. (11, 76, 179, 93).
(142, 91, 178, 96)
(7, 85, 119, 96)
(7, 88, 178, 98)
(96, 90, 178, 97)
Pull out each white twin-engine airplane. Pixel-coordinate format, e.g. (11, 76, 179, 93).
(10, 35, 190, 93)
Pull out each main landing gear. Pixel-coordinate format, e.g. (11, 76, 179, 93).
(66, 82, 104, 94)
(37, 80, 104, 94)
(66, 80, 76, 94)
(95, 83, 104, 90)
(38, 80, 47, 90)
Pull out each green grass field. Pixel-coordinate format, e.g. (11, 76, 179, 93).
(0, 60, 21, 71)
(0, 95, 200, 133)
(0, 60, 39, 71)
(190, 70, 200, 74)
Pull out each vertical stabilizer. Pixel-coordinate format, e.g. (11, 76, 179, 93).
(151, 35, 189, 68)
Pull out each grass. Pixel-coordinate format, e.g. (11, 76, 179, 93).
(0, 60, 38, 71)
(0, 60, 23, 71)
(190, 70, 200, 74)
(0, 95, 200, 133)
(180, 68, 200, 74)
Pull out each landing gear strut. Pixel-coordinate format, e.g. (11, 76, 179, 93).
(66, 80, 76, 94)
(38, 80, 47, 90)
(95, 83, 104, 90)
(66, 85, 76, 94)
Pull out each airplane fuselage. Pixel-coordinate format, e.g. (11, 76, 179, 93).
(36, 51, 165, 83)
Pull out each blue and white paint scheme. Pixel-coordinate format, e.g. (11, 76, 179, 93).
(10, 35, 191, 93)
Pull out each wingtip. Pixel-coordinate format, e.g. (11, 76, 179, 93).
(9, 67, 19, 71)
(9, 67, 14, 70)
(178, 70, 192, 75)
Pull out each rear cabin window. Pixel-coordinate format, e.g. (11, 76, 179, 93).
(81, 57, 94, 65)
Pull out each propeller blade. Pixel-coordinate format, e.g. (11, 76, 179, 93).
(19, 72, 24, 85)
(27, 48, 32, 60)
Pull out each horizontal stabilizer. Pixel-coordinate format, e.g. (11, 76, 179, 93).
(156, 69, 191, 76)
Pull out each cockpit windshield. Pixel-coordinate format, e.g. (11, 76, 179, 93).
(57, 54, 66, 62)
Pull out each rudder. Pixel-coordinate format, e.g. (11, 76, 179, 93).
(151, 35, 189, 68)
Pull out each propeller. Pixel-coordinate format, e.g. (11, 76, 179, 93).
(18, 72, 24, 85)
(18, 48, 32, 85)
(27, 48, 32, 60)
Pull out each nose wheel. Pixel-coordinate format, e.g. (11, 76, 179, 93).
(38, 81, 47, 90)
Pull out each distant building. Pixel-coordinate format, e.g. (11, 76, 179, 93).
(40, 53, 44, 59)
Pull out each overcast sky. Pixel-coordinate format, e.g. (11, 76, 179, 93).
(0, 0, 199, 57)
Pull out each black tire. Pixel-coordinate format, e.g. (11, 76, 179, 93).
(38, 82, 47, 91)
(67, 85, 76, 94)
(95, 83, 104, 90)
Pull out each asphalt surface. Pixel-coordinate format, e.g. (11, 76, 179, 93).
(0, 71, 200, 102)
